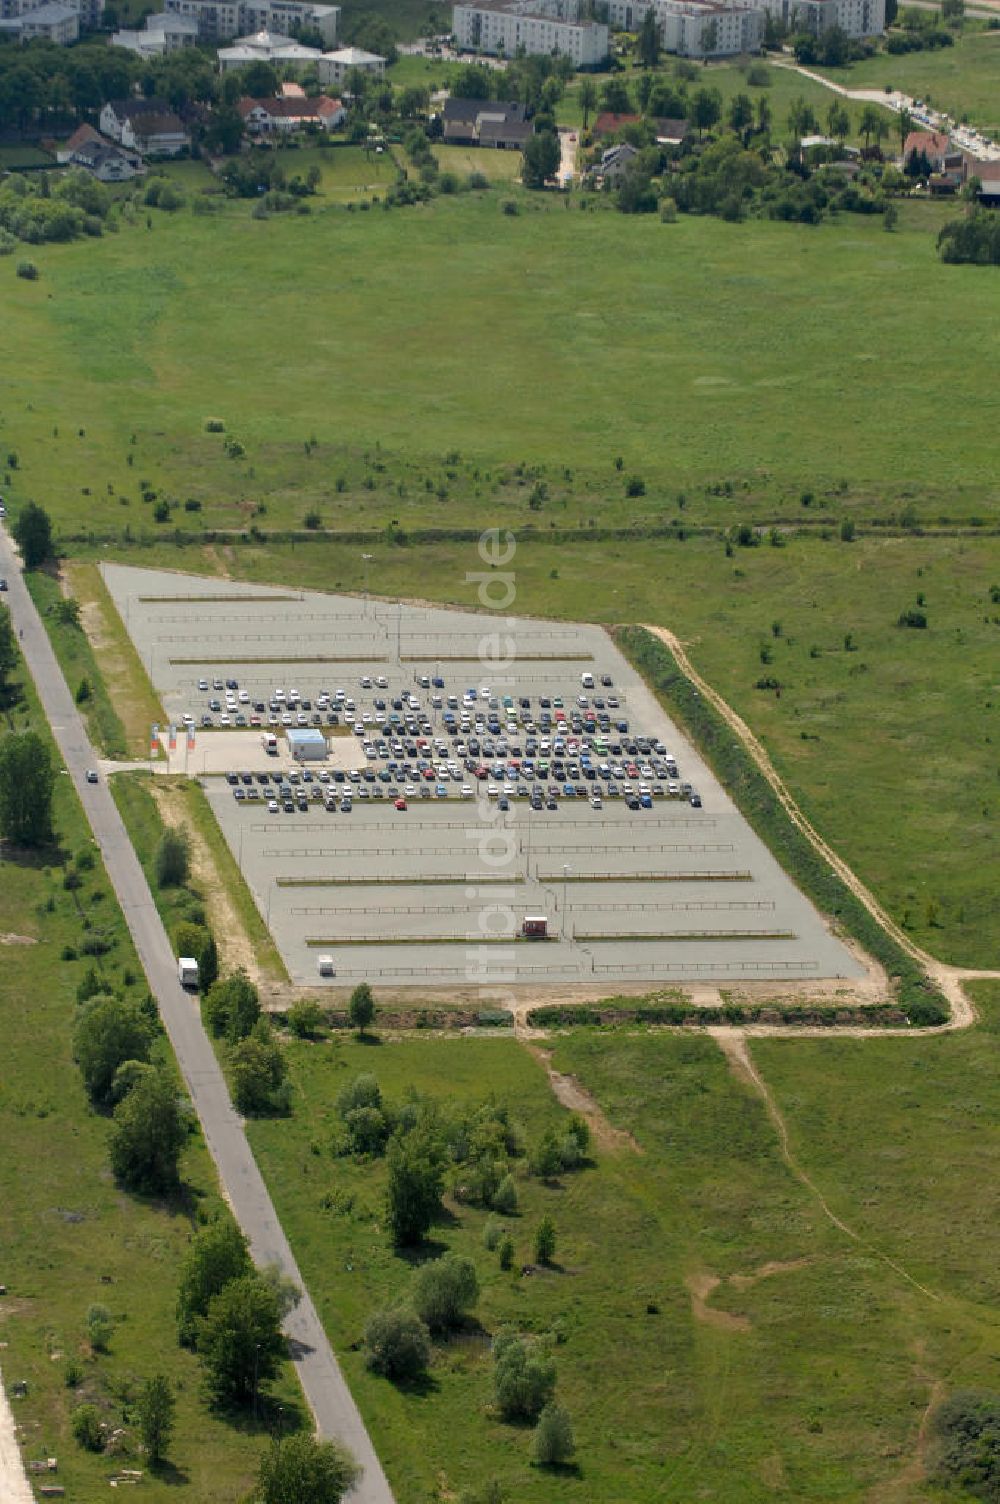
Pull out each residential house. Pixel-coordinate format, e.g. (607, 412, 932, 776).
(903, 129, 956, 173)
(592, 112, 640, 139)
(237, 94, 346, 133)
(598, 141, 638, 183)
(99, 98, 192, 157)
(217, 26, 324, 69)
(316, 46, 386, 88)
(440, 98, 531, 150)
(111, 11, 198, 54)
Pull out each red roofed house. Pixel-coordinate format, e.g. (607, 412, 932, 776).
(593, 112, 641, 139)
(237, 95, 346, 135)
(903, 129, 959, 173)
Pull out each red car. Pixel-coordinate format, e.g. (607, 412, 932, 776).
(394, 797, 407, 811)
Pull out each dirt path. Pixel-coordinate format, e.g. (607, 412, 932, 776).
(522, 1041, 640, 1153)
(714, 1032, 941, 1304)
(0, 1370, 32, 1504)
(641, 624, 1000, 1035)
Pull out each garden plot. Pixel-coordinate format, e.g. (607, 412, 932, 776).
(104, 565, 864, 991)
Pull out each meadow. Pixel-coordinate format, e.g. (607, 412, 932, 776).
(3, 191, 998, 542)
(0, 665, 300, 1500)
(243, 992, 1000, 1503)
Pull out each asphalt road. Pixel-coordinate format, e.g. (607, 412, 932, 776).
(0, 528, 394, 1504)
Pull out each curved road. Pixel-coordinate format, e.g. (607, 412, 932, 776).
(0, 526, 394, 1504)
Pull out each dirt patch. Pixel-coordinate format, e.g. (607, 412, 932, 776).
(0, 935, 35, 947)
(523, 1043, 640, 1154)
(728, 1257, 812, 1290)
(0, 1365, 33, 1504)
(63, 560, 163, 756)
(685, 1273, 751, 1333)
(867, 1369, 944, 1504)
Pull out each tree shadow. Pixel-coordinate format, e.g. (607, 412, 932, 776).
(149, 1460, 190, 1488)
(355, 1032, 382, 1047)
(394, 1236, 453, 1267)
(0, 837, 69, 871)
(535, 1460, 582, 1478)
(391, 1369, 440, 1400)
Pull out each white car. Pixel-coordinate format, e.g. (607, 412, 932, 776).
(268, 800, 279, 813)
(238, 689, 249, 704)
(487, 782, 499, 799)
(460, 784, 474, 799)
(591, 796, 603, 810)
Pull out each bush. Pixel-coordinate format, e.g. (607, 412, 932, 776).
(493, 1331, 556, 1422)
(343, 1104, 389, 1155)
(71, 1403, 104, 1451)
(16, 260, 39, 280)
(348, 982, 375, 1035)
(228, 1019, 288, 1115)
(624, 476, 646, 497)
(155, 827, 189, 888)
(534, 1215, 556, 1265)
(501, 198, 519, 216)
(337, 1072, 381, 1117)
(86, 1302, 114, 1353)
(492, 1173, 519, 1214)
(533, 1402, 575, 1466)
(204, 969, 260, 1043)
(287, 997, 325, 1038)
(413, 1254, 479, 1333)
(659, 197, 678, 222)
(498, 1235, 515, 1270)
(364, 1307, 431, 1381)
(928, 1389, 1000, 1500)
(73, 995, 152, 1108)
(897, 608, 928, 629)
(203, 417, 226, 433)
(483, 1216, 504, 1251)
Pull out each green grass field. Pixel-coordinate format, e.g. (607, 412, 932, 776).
(243, 999, 1000, 1502)
(814, 28, 1000, 132)
(434, 143, 523, 180)
(0, 666, 299, 1500)
(2, 192, 998, 539)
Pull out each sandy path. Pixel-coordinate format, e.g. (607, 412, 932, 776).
(642, 624, 1000, 1035)
(0, 1369, 33, 1504)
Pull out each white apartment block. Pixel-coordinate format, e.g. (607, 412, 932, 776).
(607, 0, 761, 54)
(749, 0, 885, 37)
(0, 0, 102, 42)
(161, 0, 338, 42)
(452, 0, 609, 65)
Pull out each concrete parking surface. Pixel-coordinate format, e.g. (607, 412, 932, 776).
(103, 564, 864, 991)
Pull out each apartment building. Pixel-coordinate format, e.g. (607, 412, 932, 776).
(452, 0, 609, 65)
(161, 0, 338, 43)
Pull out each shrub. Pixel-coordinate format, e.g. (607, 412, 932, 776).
(154, 827, 189, 888)
(501, 198, 519, 216)
(493, 1331, 556, 1422)
(483, 1216, 504, 1251)
(533, 1402, 576, 1466)
(204, 969, 260, 1043)
(364, 1307, 431, 1381)
(348, 981, 376, 1035)
(897, 608, 927, 629)
(71, 1403, 104, 1451)
(86, 1302, 114, 1352)
(534, 1215, 556, 1265)
(413, 1254, 479, 1333)
(203, 417, 226, 433)
(337, 1072, 381, 1117)
(75, 677, 92, 704)
(343, 1104, 389, 1155)
(287, 997, 325, 1038)
(928, 1389, 1000, 1500)
(625, 476, 646, 497)
(498, 1235, 515, 1270)
(16, 260, 39, 280)
(492, 1173, 519, 1214)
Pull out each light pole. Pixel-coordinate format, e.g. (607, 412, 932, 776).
(562, 863, 571, 938)
(361, 553, 372, 615)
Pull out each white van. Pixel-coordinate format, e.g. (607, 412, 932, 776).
(581, 671, 595, 689)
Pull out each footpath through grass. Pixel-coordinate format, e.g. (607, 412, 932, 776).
(0, 666, 296, 1500)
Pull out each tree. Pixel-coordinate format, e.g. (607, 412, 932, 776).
(638, 8, 659, 67)
(534, 1215, 556, 1265)
(787, 95, 818, 142)
(413, 1254, 479, 1333)
(239, 59, 279, 98)
(859, 103, 886, 150)
(727, 92, 753, 144)
(493, 1331, 556, 1422)
(364, 1307, 431, 1381)
(109, 1067, 186, 1193)
(136, 1374, 175, 1465)
(0, 606, 17, 697)
(228, 1019, 287, 1115)
(386, 1126, 446, 1246)
(690, 87, 721, 137)
(72, 1403, 104, 1451)
(454, 63, 493, 100)
(256, 1431, 359, 1504)
(176, 1217, 252, 1346)
(347, 981, 375, 1036)
(0, 731, 55, 847)
(522, 131, 560, 190)
(198, 1274, 285, 1407)
(600, 77, 631, 116)
(154, 827, 189, 888)
(86, 1303, 114, 1352)
(883, 200, 899, 231)
(73, 995, 153, 1108)
(205, 969, 260, 1043)
(259, 1263, 302, 1320)
(12, 501, 52, 569)
(533, 1402, 575, 1466)
(827, 100, 850, 143)
(287, 998, 324, 1038)
(578, 77, 597, 131)
(897, 105, 913, 154)
(940, 0, 964, 21)
(756, 94, 772, 137)
(529, 1129, 563, 1180)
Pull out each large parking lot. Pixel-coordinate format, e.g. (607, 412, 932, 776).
(104, 564, 864, 991)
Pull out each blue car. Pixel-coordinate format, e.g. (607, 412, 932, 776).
(435, 784, 449, 798)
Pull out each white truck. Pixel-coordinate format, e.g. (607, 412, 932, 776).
(177, 956, 199, 989)
(261, 732, 278, 755)
(580, 671, 595, 689)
